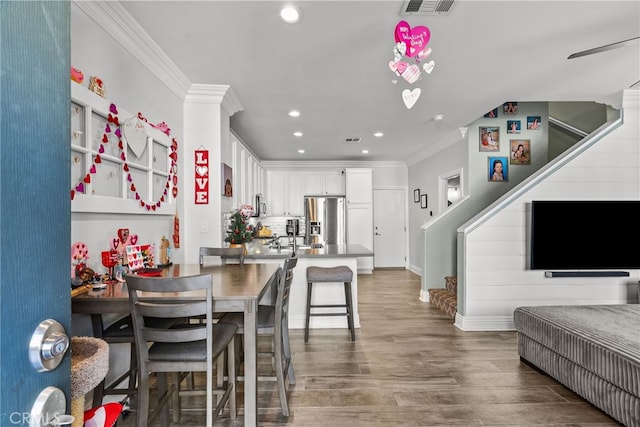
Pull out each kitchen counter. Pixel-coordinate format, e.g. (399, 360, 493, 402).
(244, 243, 373, 259)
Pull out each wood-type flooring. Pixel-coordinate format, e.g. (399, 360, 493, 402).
(119, 268, 620, 426)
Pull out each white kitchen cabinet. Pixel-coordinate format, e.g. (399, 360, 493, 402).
(345, 168, 373, 272)
(303, 170, 345, 196)
(267, 171, 304, 216)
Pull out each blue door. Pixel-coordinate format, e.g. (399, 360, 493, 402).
(1, 2, 71, 425)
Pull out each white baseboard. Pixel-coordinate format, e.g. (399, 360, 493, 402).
(454, 313, 515, 331)
(419, 289, 430, 302)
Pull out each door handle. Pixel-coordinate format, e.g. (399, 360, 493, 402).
(29, 319, 70, 372)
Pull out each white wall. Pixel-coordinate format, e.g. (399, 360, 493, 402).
(457, 89, 640, 331)
(71, 3, 186, 272)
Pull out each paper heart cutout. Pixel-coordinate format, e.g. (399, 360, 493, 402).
(416, 47, 432, 62)
(83, 174, 91, 184)
(90, 164, 96, 174)
(195, 165, 208, 176)
(71, 190, 75, 200)
(396, 61, 408, 75)
(127, 174, 132, 182)
(130, 183, 136, 192)
(109, 104, 118, 115)
(115, 128, 121, 138)
(388, 61, 397, 73)
(172, 187, 178, 198)
(102, 134, 108, 143)
(75, 183, 84, 193)
(94, 155, 101, 163)
(123, 117, 148, 159)
(401, 64, 421, 84)
(130, 235, 138, 245)
(105, 124, 111, 133)
(402, 88, 421, 109)
(423, 60, 435, 74)
(123, 163, 129, 172)
(98, 145, 105, 154)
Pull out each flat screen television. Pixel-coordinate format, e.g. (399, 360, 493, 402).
(530, 200, 640, 270)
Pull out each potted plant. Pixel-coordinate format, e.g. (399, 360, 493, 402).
(225, 204, 254, 252)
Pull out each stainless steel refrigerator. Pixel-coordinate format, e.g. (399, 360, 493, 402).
(304, 195, 346, 246)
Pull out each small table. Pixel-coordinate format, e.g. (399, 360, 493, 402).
(72, 263, 280, 426)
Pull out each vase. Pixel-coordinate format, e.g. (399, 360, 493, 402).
(229, 243, 248, 255)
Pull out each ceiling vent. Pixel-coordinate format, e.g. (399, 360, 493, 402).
(343, 137, 362, 144)
(400, 0, 455, 15)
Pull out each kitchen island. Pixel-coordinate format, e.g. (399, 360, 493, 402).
(244, 243, 373, 330)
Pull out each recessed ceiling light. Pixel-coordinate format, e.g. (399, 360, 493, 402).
(280, 5, 302, 24)
(288, 110, 300, 118)
(297, 149, 305, 154)
(293, 131, 303, 137)
(433, 114, 444, 121)
(361, 149, 369, 154)
(373, 132, 384, 138)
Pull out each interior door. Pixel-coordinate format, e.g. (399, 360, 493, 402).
(373, 189, 406, 268)
(1, 2, 72, 422)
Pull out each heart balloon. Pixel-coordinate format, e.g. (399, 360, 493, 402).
(402, 88, 421, 109)
(394, 20, 411, 43)
(406, 26, 430, 57)
(415, 47, 432, 62)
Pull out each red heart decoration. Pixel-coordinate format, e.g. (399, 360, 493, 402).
(120, 153, 126, 161)
(123, 163, 129, 172)
(127, 174, 132, 182)
(98, 145, 105, 154)
(102, 134, 108, 143)
(152, 205, 157, 211)
(94, 155, 102, 164)
(83, 174, 91, 184)
(71, 190, 75, 200)
(169, 152, 177, 161)
(135, 193, 140, 200)
(75, 183, 84, 192)
(165, 182, 170, 189)
(118, 140, 123, 150)
(146, 205, 151, 211)
(105, 124, 111, 133)
(172, 187, 178, 198)
(140, 201, 145, 207)
(160, 196, 165, 202)
(130, 184, 136, 192)
(109, 104, 118, 114)
(90, 164, 96, 174)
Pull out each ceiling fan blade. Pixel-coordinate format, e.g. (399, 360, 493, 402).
(567, 36, 640, 59)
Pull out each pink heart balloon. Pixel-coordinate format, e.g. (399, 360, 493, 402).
(406, 26, 430, 57)
(394, 20, 411, 43)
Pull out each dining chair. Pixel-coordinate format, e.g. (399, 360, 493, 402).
(219, 255, 298, 416)
(199, 246, 244, 266)
(126, 273, 237, 427)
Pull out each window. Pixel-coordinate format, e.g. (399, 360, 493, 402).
(71, 84, 176, 214)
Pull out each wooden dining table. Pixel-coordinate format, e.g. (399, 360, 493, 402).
(71, 262, 281, 426)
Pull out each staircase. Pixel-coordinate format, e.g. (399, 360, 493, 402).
(428, 276, 457, 320)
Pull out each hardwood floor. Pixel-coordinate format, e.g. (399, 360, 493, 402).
(123, 269, 620, 426)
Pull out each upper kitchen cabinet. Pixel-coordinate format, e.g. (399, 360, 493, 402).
(303, 170, 345, 195)
(267, 170, 304, 216)
(345, 168, 373, 204)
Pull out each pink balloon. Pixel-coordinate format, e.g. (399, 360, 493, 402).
(394, 20, 411, 44)
(406, 26, 430, 57)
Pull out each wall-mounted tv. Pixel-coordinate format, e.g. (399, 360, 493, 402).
(530, 200, 640, 270)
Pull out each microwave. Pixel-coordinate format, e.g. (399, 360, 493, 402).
(254, 194, 267, 217)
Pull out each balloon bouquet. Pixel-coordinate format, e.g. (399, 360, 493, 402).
(388, 20, 435, 109)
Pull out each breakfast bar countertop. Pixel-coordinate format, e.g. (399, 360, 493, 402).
(244, 243, 373, 259)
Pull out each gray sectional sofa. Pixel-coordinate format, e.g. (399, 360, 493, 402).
(514, 304, 640, 427)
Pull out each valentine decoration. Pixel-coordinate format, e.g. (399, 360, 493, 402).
(71, 242, 89, 279)
(195, 149, 209, 204)
(111, 228, 139, 258)
(389, 20, 435, 109)
(173, 210, 180, 248)
(70, 102, 179, 212)
(71, 66, 84, 84)
(89, 76, 106, 98)
(225, 206, 254, 245)
(125, 244, 154, 271)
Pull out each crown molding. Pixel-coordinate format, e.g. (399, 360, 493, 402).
(184, 84, 244, 117)
(73, 1, 192, 100)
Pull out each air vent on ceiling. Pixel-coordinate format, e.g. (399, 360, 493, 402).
(343, 137, 362, 144)
(400, 0, 455, 15)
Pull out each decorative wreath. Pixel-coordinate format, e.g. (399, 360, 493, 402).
(70, 103, 179, 211)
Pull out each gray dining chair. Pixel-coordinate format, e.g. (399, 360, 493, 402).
(219, 255, 298, 416)
(199, 246, 244, 266)
(126, 272, 237, 427)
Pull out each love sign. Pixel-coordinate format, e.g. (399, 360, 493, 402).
(194, 149, 209, 204)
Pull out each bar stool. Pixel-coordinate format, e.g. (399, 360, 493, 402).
(305, 265, 355, 342)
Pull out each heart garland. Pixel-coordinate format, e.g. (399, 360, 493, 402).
(70, 103, 179, 212)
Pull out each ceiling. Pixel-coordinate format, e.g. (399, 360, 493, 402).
(120, 1, 640, 163)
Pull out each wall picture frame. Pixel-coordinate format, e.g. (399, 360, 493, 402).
(479, 126, 500, 152)
(484, 107, 498, 118)
(414, 189, 420, 203)
(420, 193, 428, 209)
(527, 116, 542, 130)
(488, 156, 509, 182)
(510, 139, 531, 165)
(507, 120, 521, 134)
(503, 102, 518, 115)
(222, 162, 233, 197)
